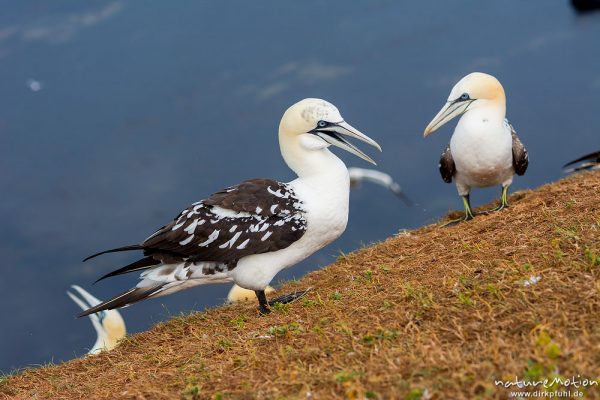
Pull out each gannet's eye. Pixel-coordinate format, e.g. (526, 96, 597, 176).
(317, 120, 328, 128)
(97, 311, 107, 323)
(459, 93, 470, 101)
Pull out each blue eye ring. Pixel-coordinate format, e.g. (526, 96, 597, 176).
(459, 93, 470, 101)
(97, 310, 107, 323)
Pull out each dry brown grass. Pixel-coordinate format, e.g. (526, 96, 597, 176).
(2, 172, 600, 400)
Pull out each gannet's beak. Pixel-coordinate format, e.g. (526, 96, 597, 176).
(311, 121, 382, 165)
(67, 285, 104, 330)
(424, 99, 474, 137)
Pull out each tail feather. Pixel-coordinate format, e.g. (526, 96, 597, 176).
(94, 256, 160, 284)
(83, 245, 143, 262)
(77, 284, 165, 317)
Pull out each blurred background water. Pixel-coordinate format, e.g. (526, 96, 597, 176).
(1, 0, 599, 373)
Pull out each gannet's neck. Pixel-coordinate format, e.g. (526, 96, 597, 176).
(90, 333, 111, 354)
(90, 329, 121, 354)
(279, 130, 348, 181)
(89, 313, 125, 354)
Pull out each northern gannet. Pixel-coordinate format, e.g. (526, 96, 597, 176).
(424, 72, 529, 224)
(563, 150, 600, 173)
(82, 98, 381, 315)
(67, 285, 126, 354)
(348, 167, 412, 205)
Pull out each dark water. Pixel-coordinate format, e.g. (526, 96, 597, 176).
(1, 1, 599, 373)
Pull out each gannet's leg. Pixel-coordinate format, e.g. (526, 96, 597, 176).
(255, 290, 271, 315)
(484, 185, 510, 213)
(443, 194, 475, 227)
(268, 288, 311, 306)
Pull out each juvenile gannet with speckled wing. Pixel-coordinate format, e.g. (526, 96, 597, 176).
(81, 98, 381, 315)
(424, 72, 529, 224)
(67, 285, 126, 354)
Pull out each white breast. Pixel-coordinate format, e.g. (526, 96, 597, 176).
(230, 163, 350, 290)
(450, 111, 513, 189)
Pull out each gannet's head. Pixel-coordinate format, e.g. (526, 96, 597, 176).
(424, 72, 506, 137)
(67, 285, 126, 355)
(227, 284, 276, 303)
(279, 98, 381, 165)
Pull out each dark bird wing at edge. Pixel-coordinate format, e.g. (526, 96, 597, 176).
(508, 121, 529, 176)
(439, 144, 455, 183)
(563, 150, 600, 169)
(82, 179, 308, 306)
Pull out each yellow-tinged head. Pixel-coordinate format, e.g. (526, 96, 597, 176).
(278, 98, 381, 173)
(67, 285, 126, 354)
(99, 310, 126, 350)
(424, 72, 506, 137)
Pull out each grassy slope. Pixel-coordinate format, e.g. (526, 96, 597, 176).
(2, 171, 599, 400)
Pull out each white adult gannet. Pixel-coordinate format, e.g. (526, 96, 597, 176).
(82, 98, 381, 315)
(424, 72, 529, 224)
(67, 285, 126, 354)
(348, 167, 412, 205)
(563, 150, 600, 173)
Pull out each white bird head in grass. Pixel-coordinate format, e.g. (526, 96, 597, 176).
(227, 284, 275, 303)
(67, 285, 126, 354)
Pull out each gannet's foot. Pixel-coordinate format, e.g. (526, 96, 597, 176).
(481, 202, 509, 214)
(442, 213, 474, 227)
(481, 186, 510, 214)
(443, 194, 475, 227)
(257, 304, 271, 315)
(268, 288, 312, 306)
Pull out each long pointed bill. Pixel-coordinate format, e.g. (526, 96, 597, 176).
(314, 121, 382, 165)
(67, 285, 103, 331)
(71, 285, 102, 307)
(423, 100, 473, 137)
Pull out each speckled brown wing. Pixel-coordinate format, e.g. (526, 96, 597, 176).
(439, 144, 455, 183)
(141, 179, 307, 265)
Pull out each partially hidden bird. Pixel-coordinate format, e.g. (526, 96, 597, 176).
(67, 285, 126, 354)
(227, 284, 276, 303)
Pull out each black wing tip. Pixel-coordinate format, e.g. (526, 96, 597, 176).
(77, 309, 95, 318)
(93, 257, 160, 284)
(77, 303, 106, 318)
(563, 150, 600, 168)
(82, 254, 98, 262)
(76, 287, 149, 318)
(93, 275, 109, 285)
(83, 245, 143, 262)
